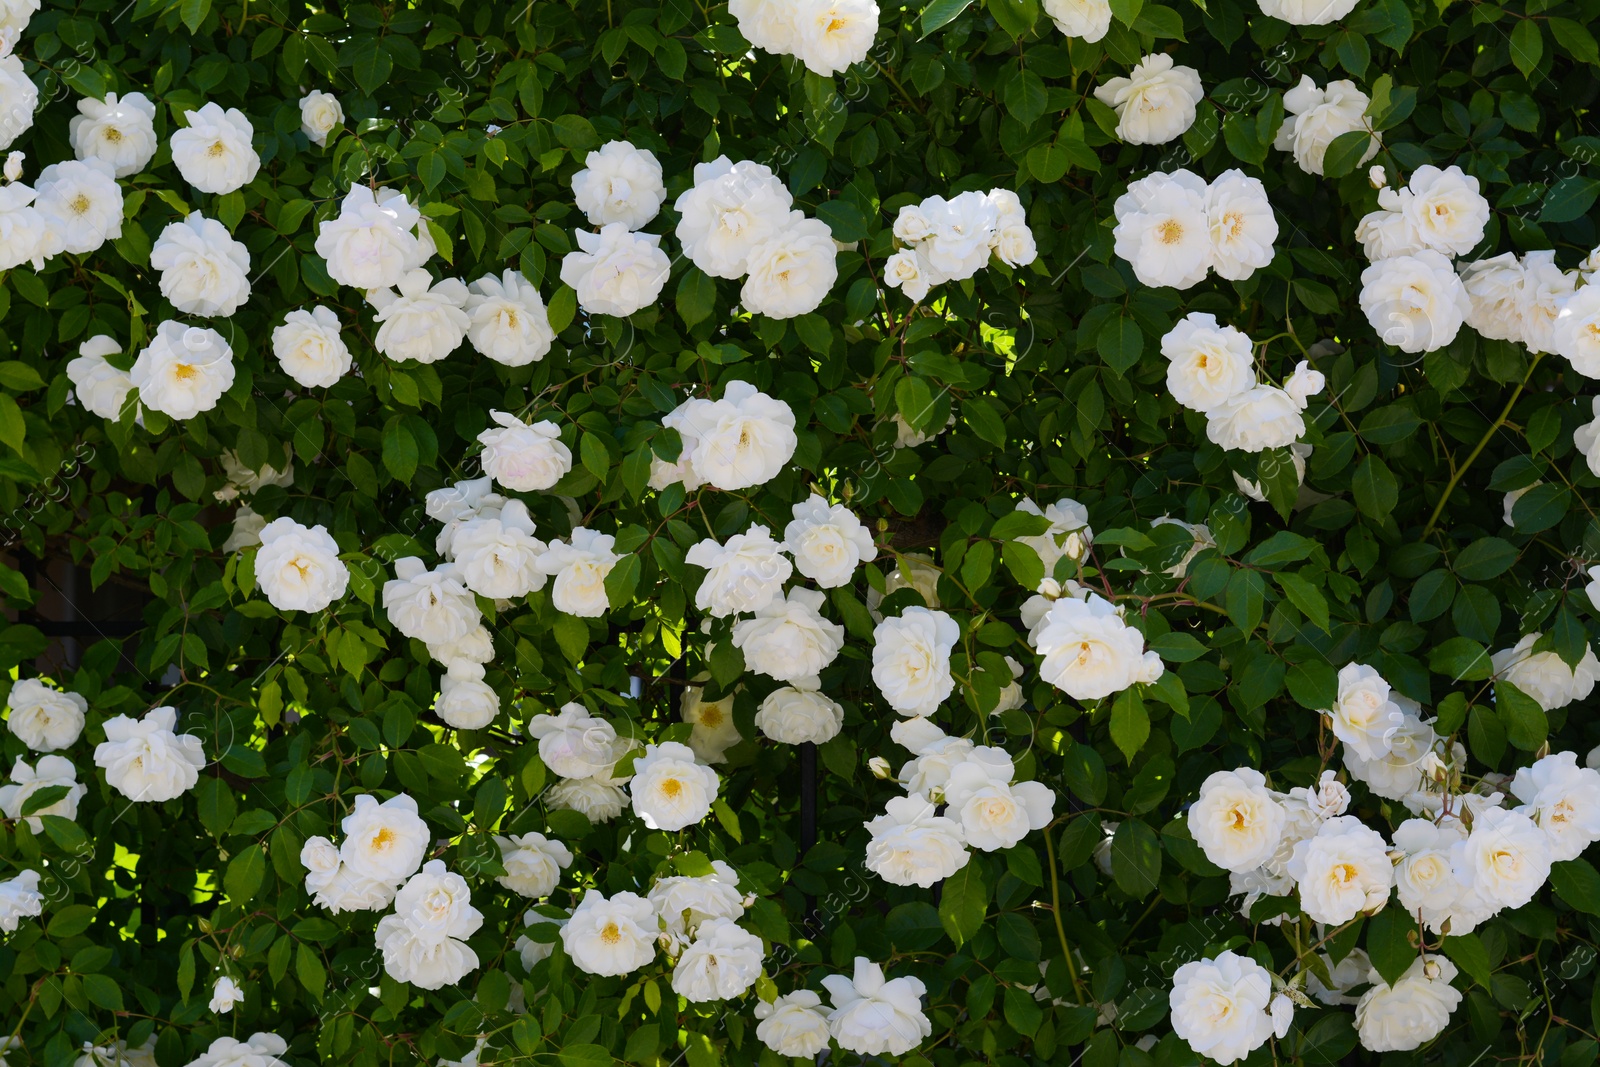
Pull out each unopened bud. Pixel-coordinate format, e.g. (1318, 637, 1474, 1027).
(3, 151, 21, 182)
(868, 756, 893, 779)
(1368, 164, 1387, 188)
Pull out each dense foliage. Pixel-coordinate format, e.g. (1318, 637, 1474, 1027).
(6, 0, 1600, 1066)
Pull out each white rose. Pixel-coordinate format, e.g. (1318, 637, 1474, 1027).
(871, 607, 960, 716)
(494, 832, 573, 897)
(465, 270, 555, 366)
(208, 977, 244, 1014)
(671, 917, 765, 1002)
(1044, 0, 1112, 40)
(1169, 952, 1283, 1065)
(1015, 497, 1094, 579)
(669, 381, 797, 491)
(649, 860, 744, 949)
(93, 706, 205, 803)
(0, 53, 34, 150)
(1274, 76, 1377, 176)
(1205, 169, 1278, 281)
(1518, 250, 1577, 355)
(382, 557, 480, 645)
(994, 220, 1037, 268)
(299, 90, 343, 147)
(1355, 196, 1423, 262)
(883, 248, 934, 302)
(790, 0, 879, 77)
(741, 215, 838, 319)
(1361, 250, 1472, 353)
(784, 494, 876, 587)
(1553, 284, 1600, 377)
(526, 703, 620, 779)
(95, 342, 166, 424)
(1256, 0, 1359, 23)
(1285, 816, 1393, 925)
(1327, 662, 1405, 761)
(1205, 384, 1306, 453)
(1509, 750, 1600, 862)
(571, 140, 666, 230)
(369, 269, 470, 364)
(0, 755, 86, 831)
(728, 0, 796, 51)
(941, 748, 1054, 851)
(630, 741, 719, 831)
(35, 158, 122, 254)
(1354, 956, 1462, 1052)
(76, 1037, 160, 1067)
(1094, 54, 1204, 145)
(130, 321, 235, 421)
(561, 890, 657, 976)
(1159, 313, 1257, 415)
(1345, 711, 1445, 801)
(680, 686, 741, 764)
(1452, 806, 1550, 912)
(1033, 593, 1163, 700)
(315, 185, 428, 290)
(301, 835, 397, 914)
(1188, 767, 1286, 872)
(1294, 769, 1350, 819)
(917, 191, 998, 280)
(1112, 169, 1213, 289)
(435, 664, 499, 730)
(254, 517, 349, 612)
(1402, 165, 1489, 258)
(452, 505, 547, 600)
(70, 92, 158, 176)
(674, 157, 794, 278)
(1391, 818, 1466, 932)
(515, 909, 564, 970)
(546, 776, 630, 822)
(1493, 632, 1600, 711)
(1460, 252, 1527, 343)
(271, 307, 351, 388)
(0, 0, 33, 35)
(824, 958, 931, 1056)
(536, 527, 620, 618)
(170, 103, 260, 194)
(0, 179, 53, 271)
(686, 525, 793, 617)
(476, 411, 572, 492)
(733, 587, 846, 683)
(376, 861, 483, 990)
(5, 678, 87, 752)
(864, 794, 970, 887)
(754, 684, 844, 745)
(184, 1034, 290, 1067)
(339, 793, 430, 886)
(1283, 360, 1325, 408)
(755, 990, 832, 1057)
(559, 223, 670, 317)
(0, 870, 41, 933)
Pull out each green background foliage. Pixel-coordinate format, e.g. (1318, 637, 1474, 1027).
(4, 0, 1600, 1065)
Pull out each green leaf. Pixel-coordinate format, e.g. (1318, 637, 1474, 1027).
(1510, 18, 1544, 80)
(1454, 537, 1518, 580)
(81, 973, 124, 1012)
(1541, 177, 1600, 224)
(1366, 905, 1415, 987)
(1496, 681, 1548, 750)
(1321, 130, 1373, 178)
(1110, 819, 1161, 898)
(938, 862, 988, 945)
(296, 942, 327, 1001)
(1442, 933, 1493, 989)
(1552, 859, 1600, 915)
(1352, 453, 1398, 520)
(1109, 688, 1149, 762)
(224, 843, 268, 902)
(676, 267, 716, 328)
(1005, 69, 1048, 126)
(921, 0, 977, 36)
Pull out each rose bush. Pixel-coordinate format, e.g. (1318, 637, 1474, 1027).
(4, 0, 1600, 1065)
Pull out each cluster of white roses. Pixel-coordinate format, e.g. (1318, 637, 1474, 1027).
(1160, 313, 1327, 453)
(728, 0, 880, 77)
(527, 701, 637, 822)
(1355, 165, 1488, 354)
(675, 156, 839, 319)
(1112, 168, 1277, 289)
(63, 321, 237, 426)
(651, 380, 797, 492)
(755, 958, 933, 1057)
(882, 188, 1037, 303)
(299, 793, 432, 914)
(865, 717, 1054, 886)
(1180, 659, 1600, 1057)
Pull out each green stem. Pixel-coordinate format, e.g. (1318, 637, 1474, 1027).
(1420, 352, 1544, 540)
(1043, 825, 1089, 1005)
